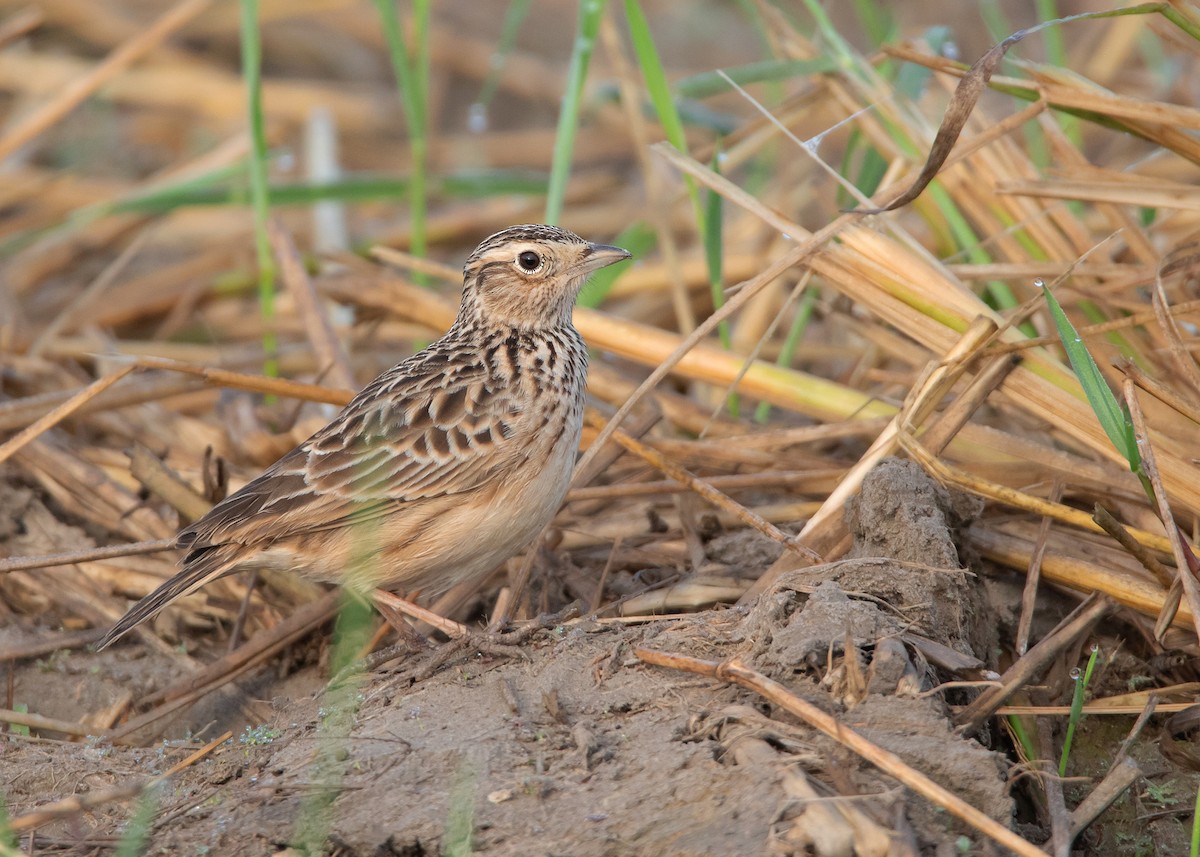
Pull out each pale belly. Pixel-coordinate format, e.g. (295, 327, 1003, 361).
(304, 410, 583, 596)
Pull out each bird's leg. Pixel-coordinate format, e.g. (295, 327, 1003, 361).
(372, 592, 431, 651)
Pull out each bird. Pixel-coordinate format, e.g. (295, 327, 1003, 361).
(97, 224, 631, 650)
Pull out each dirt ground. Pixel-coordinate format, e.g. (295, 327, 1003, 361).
(4, 459, 1194, 856)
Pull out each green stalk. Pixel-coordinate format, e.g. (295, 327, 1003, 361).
(546, 0, 607, 225)
(374, 0, 430, 277)
(1191, 785, 1200, 857)
(0, 792, 15, 853)
(1040, 281, 1144, 486)
(474, 0, 535, 113)
(1058, 646, 1099, 776)
(239, 0, 277, 379)
(291, 591, 373, 854)
(115, 784, 161, 857)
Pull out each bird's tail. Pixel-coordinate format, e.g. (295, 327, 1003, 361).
(95, 547, 236, 651)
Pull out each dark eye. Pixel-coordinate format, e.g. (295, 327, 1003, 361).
(517, 250, 541, 271)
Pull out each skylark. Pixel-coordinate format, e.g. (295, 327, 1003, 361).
(98, 224, 630, 650)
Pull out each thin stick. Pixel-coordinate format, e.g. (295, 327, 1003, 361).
(0, 7, 43, 49)
(0, 629, 105, 662)
(159, 729, 235, 778)
(0, 707, 95, 737)
(905, 440, 1173, 555)
(370, 245, 459, 281)
(29, 229, 154, 356)
(990, 297, 1200, 355)
(128, 444, 212, 522)
(740, 316, 998, 604)
(1039, 721, 1072, 857)
(566, 469, 834, 502)
(1067, 757, 1141, 841)
(497, 535, 541, 628)
(1092, 504, 1175, 589)
(0, 539, 176, 574)
(270, 216, 356, 390)
(132, 355, 352, 405)
(956, 593, 1112, 736)
(0, 365, 136, 467)
(570, 231, 814, 489)
(635, 648, 1045, 857)
(995, 702, 1193, 716)
(8, 783, 146, 834)
(1113, 695, 1158, 766)
(571, 405, 661, 491)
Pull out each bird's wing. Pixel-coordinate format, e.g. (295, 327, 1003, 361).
(179, 352, 529, 551)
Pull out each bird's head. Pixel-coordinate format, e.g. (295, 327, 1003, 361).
(459, 224, 631, 329)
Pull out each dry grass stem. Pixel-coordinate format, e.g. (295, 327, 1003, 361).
(0, 364, 136, 466)
(270, 217, 356, 390)
(636, 648, 1046, 857)
(0, 538, 177, 575)
(1124, 379, 1200, 641)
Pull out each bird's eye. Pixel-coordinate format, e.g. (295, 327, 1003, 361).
(517, 250, 542, 272)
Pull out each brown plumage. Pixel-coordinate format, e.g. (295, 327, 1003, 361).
(97, 225, 630, 650)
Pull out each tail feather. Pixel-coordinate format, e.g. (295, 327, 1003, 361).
(95, 547, 237, 651)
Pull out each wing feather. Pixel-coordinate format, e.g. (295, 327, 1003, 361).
(179, 350, 527, 552)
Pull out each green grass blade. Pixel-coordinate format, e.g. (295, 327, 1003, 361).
(1058, 645, 1099, 776)
(374, 0, 429, 277)
(1039, 280, 1140, 471)
(545, 0, 607, 225)
(673, 58, 837, 100)
(238, 0, 278, 379)
(115, 784, 160, 857)
(443, 756, 480, 857)
(624, 0, 702, 225)
(7, 705, 29, 738)
(117, 170, 549, 212)
(623, 0, 685, 151)
(473, 0, 535, 116)
(2, 170, 553, 258)
(704, 150, 737, 415)
(411, 0, 430, 270)
(850, 0, 896, 47)
(1006, 713, 1037, 764)
(0, 792, 15, 853)
(704, 152, 730, 351)
(291, 591, 373, 854)
(1191, 785, 1200, 857)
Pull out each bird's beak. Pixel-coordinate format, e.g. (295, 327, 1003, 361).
(577, 242, 632, 274)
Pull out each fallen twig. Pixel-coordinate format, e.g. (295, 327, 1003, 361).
(635, 647, 1046, 857)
